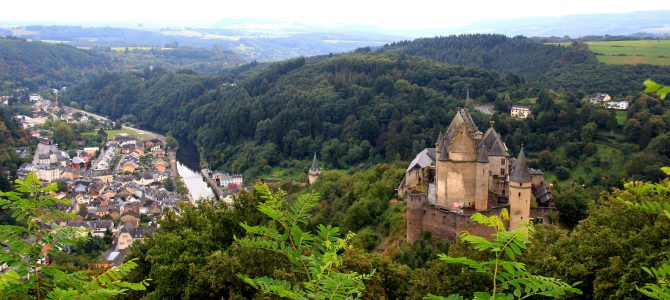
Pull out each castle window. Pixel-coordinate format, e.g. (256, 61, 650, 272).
(518, 192, 521, 197)
(501, 158, 505, 164)
(520, 183, 523, 187)
(501, 168, 505, 175)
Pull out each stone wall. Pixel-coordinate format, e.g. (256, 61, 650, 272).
(407, 192, 558, 244)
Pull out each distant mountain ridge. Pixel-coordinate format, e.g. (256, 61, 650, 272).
(447, 10, 670, 38)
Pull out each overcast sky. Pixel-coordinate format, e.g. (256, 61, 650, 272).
(1, 0, 669, 29)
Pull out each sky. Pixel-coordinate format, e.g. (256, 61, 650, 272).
(1, 0, 670, 29)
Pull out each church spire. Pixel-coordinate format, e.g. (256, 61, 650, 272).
(510, 147, 531, 183)
(308, 153, 321, 185)
(310, 153, 319, 172)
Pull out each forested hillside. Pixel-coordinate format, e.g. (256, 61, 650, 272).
(0, 108, 29, 190)
(378, 34, 595, 78)
(70, 53, 518, 177)
(96, 46, 247, 73)
(70, 34, 670, 182)
(0, 37, 112, 89)
(379, 34, 670, 96)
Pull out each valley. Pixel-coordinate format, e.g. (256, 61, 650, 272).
(1, 9, 670, 299)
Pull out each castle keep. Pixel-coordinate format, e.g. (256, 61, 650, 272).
(398, 109, 556, 243)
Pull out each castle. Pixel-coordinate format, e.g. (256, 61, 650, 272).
(398, 109, 556, 243)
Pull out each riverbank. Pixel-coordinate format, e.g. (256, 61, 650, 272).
(200, 169, 224, 200)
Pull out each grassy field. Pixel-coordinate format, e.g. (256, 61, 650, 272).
(518, 97, 538, 105)
(83, 128, 152, 139)
(615, 110, 628, 125)
(550, 40, 670, 65)
(543, 141, 631, 188)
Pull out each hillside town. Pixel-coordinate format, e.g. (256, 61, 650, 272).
(10, 95, 198, 266)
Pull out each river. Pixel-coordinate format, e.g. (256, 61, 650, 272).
(175, 139, 215, 201)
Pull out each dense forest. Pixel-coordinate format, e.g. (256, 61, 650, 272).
(0, 108, 29, 191)
(379, 34, 670, 96)
(93, 46, 247, 73)
(378, 34, 593, 78)
(70, 53, 516, 177)
(0, 37, 113, 89)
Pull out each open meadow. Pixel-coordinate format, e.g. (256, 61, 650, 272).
(551, 40, 670, 65)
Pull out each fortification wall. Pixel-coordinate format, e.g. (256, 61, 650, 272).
(407, 192, 559, 244)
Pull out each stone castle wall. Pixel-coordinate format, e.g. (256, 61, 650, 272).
(407, 193, 557, 243)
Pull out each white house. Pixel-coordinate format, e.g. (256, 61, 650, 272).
(29, 94, 41, 102)
(511, 105, 532, 119)
(605, 101, 629, 110)
(213, 172, 244, 189)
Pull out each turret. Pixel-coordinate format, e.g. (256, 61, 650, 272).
(475, 144, 490, 210)
(509, 147, 532, 230)
(308, 153, 321, 184)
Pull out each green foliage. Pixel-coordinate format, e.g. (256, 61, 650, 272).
(425, 210, 581, 300)
(0, 37, 111, 89)
(554, 186, 592, 227)
(619, 167, 670, 299)
(0, 173, 148, 299)
(644, 79, 670, 100)
(121, 191, 269, 299)
(236, 183, 373, 299)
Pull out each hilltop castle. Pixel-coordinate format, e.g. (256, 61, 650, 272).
(398, 109, 556, 243)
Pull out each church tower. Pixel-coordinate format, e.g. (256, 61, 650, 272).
(509, 147, 532, 230)
(308, 153, 321, 184)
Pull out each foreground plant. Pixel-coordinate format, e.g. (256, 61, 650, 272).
(0, 173, 149, 299)
(235, 183, 372, 299)
(425, 209, 581, 300)
(619, 167, 670, 299)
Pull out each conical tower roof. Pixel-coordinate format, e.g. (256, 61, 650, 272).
(510, 147, 531, 183)
(438, 137, 449, 161)
(310, 153, 319, 172)
(477, 144, 489, 163)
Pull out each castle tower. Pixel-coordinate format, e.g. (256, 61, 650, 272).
(475, 144, 490, 211)
(406, 193, 426, 244)
(509, 147, 532, 230)
(308, 153, 321, 184)
(435, 133, 449, 206)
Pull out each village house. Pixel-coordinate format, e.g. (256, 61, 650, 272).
(213, 172, 244, 189)
(605, 100, 629, 110)
(510, 105, 532, 119)
(66, 220, 114, 238)
(589, 93, 611, 104)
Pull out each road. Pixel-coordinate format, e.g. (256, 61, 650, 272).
(474, 103, 495, 115)
(63, 106, 165, 142)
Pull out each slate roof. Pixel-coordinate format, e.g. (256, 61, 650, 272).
(407, 148, 436, 172)
(477, 144, 489, 163)
(510, 148, 531, 183)
(310, 153, 319, 172)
